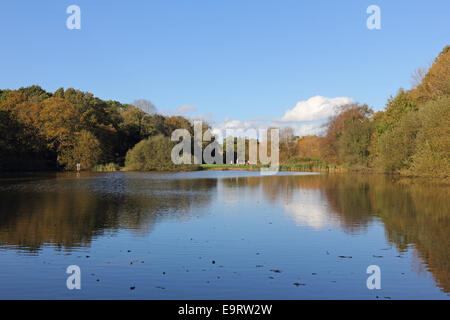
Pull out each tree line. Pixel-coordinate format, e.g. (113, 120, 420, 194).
(1, 46, 448, 176)
(280, 46, 449, 178)
(0, 86, 194, 171)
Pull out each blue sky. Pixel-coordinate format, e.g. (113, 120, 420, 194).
(0, 0, 449, 134)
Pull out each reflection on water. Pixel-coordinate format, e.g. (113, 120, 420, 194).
(0, 171, 448, 299)
(0, 173, 216, 249)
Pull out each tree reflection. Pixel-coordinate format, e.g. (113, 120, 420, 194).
(219, 173, 449, 293)
(0, 173, 216, 251)
(0, 172, 448, 293)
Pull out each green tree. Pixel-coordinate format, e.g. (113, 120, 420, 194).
(125, 135, 176, 171)
(377, 89, 418, 134)
(337, 107, 374, 166)
(410, 96, 450, 177)
(125, 135, 198, 171)
(376, 111, 421, 172)
(322, 103, 374, 165)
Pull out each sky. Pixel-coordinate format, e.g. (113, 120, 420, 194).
(0, 0, 449, 135)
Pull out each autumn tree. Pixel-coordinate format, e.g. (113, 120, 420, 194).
(337, 106, 374, 166)
(37, 97, 81, 152)
(410, 45, 450, 103)
(59, 130, 102, 170)
(279, 127, 296, 163)
(0, 86, 196, 171)
(294, 135, 323, 159)
(322, 104, 373, 165)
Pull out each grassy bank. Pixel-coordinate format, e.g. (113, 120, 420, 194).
(200, 164, 255, 171)
(200, 159, 346, 173)
(92, 163, 120, 172)
(279, 158, 345, 172)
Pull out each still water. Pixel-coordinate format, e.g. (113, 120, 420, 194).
(0, 171, 448, 299)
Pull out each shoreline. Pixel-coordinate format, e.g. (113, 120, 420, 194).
(1, 165, 448, 184)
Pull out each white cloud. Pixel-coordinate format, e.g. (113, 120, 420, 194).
(283, 191, 340, 229)
(175, 104, 197, 114)
(294, 123, 326, 137)
(208, 119, 268, 142)
(204, 95, 354, 140)
(189, 112, 212, 124)
(212, 119, 268, 135)
(210, 119, 326, 140)
(281, 96, 353, 122)
(284, 202, 338, 229)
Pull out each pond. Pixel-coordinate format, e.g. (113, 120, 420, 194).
(0, 171, 448, 299)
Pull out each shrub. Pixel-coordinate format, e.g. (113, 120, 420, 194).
(93, 163, 119, 172)
(125, 135, 199, 171)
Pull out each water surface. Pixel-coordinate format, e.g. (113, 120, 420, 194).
(0, 171, 448, 299)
